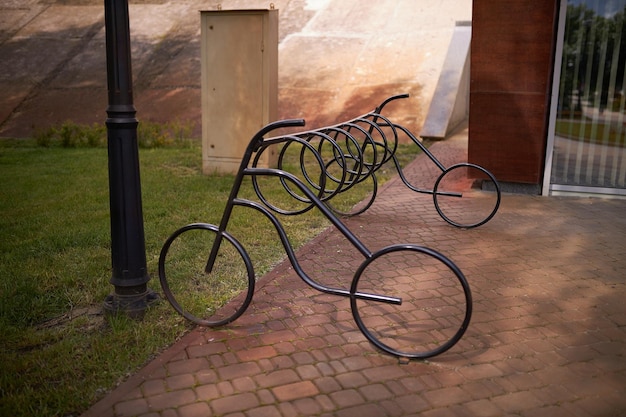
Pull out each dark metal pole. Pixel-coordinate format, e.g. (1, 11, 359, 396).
(103, 0, 157, 318)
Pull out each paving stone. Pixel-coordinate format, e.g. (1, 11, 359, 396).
(216, 381, 235, 397)
(246, 405, 283, 417)
(362, 365, 408, 383)
(335, 403, 390, 417)
(146, 389, 196, 411)
(393, 394, 430, 414)
(166, 358, 211, 377)
(336, 371, 368, 389)
(490, 391, 544, 414)
(315, 395, 337, 412)
(291, 350, 316, 365)
(423, 386, 472, 408)
(177, 401, 211, 417)
(217, 362, 263, 381)
(296, 364, 322, 380)
(210, 392, 259, 415)
(292, 397, 324, 415)
(140, 379, 167, 397)
(358, 383, 394, 401)
(254, 369, 300, 389)
(232, 376, 258, 392)
(272, 380, 319, 402)
(329, 389, 365, 408)
(379, 398, 407, 417)
(235, 345, 277, 362)
(186, 341, 228, 358)
(459, 399, 504, 417)
(114, 398, 149, 417)
(193, 384, 220, 402)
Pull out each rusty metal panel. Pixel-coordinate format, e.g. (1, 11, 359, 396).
(469, 0, 558, 184)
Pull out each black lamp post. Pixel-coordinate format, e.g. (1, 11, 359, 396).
(103, 0, 157, 317)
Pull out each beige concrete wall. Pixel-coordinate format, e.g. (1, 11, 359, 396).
(0, 0, 472, 140)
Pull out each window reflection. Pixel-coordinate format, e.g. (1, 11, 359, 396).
(552, 0, 626, 190)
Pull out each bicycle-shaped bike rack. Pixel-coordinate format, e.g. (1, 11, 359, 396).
(250, 93, 501, 228)
(159, 95, 499, 359)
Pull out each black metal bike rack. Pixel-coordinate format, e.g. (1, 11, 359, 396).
(158, 94, 498, 359)
(251, 93, 501, 228)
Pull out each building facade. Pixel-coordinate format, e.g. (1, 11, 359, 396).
(469, 0, 625, 197)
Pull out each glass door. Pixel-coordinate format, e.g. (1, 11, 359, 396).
(544, 0, 626, 197)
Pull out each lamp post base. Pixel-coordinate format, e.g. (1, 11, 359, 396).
(103, 289, 159, 320)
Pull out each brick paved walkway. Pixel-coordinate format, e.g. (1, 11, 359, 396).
(82, 129, 626, 417)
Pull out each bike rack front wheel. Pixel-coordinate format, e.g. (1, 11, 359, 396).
(158, 223, 255, 327)
(433, 163, 501, 229)
(350, 245, 472, 359)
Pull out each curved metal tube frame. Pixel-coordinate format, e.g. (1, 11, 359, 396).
(160, 96, 481, 359)
(250, 94, 501, 228)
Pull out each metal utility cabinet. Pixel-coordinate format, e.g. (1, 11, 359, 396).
(201, 9, 279, 174)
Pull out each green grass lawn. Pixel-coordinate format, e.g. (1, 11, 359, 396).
(0, 132, 421, 416)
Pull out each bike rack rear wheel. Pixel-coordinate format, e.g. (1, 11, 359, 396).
(158, 223, 255, 327)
